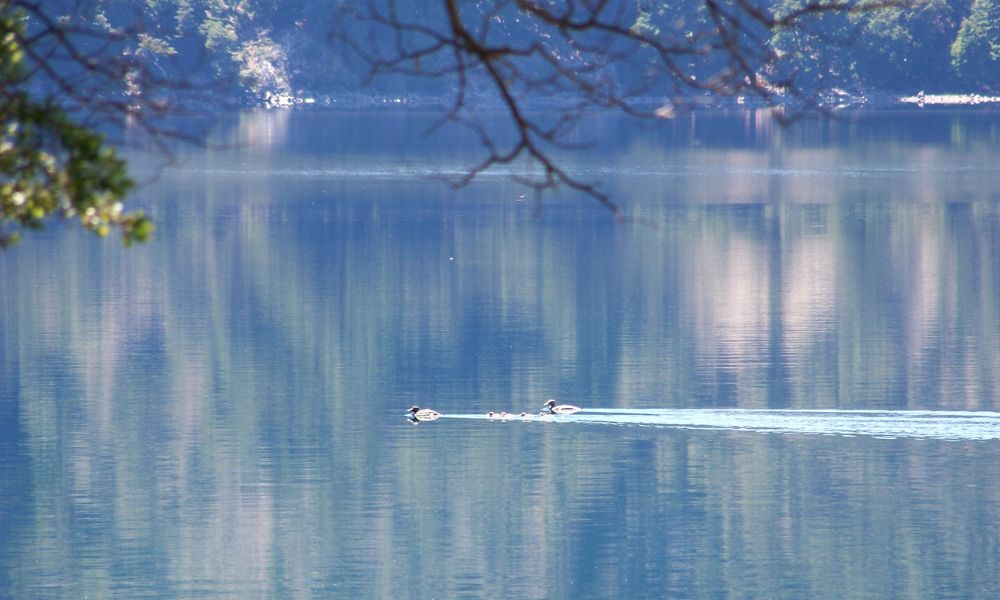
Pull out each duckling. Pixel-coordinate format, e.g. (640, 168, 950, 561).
(407, 406, 441, 422)
(542, 399, 581, 415)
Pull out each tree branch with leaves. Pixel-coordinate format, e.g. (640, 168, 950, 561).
(0, 2, 162, 246)
(0, 0, 223, 247)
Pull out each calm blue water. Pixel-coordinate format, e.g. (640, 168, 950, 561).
(2, 109, 1000, 598)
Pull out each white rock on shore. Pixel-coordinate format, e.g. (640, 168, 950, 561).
(899, 92, 1000, 106)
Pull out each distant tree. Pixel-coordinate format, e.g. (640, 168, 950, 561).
(951, 0, 1000, 89)
(851, 0, 964, 91)
(769, 0, 860, 91)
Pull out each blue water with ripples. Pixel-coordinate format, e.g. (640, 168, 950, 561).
(2, 109, 1000, 599)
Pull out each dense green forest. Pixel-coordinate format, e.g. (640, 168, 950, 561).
(35, 0, 1000, 105)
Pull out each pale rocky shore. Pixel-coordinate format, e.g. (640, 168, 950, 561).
(898, 92, 1000, 106)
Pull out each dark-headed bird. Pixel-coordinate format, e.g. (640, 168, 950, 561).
(542, 399, 581, 415)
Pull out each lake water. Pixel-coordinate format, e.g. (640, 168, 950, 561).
(2, 109, 1000, 598)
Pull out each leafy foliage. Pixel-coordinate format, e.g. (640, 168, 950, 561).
(951, 0, 1000, 88)
(853, 1, 964, 91)
(1, 6, 152, 247)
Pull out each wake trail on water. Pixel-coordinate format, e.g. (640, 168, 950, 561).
(440, 409, 1000, 441)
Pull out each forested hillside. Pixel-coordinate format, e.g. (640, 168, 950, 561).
(39, 0, 1000, 106)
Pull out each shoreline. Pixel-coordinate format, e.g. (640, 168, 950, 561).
(897, 92, 1000, 106)
(255, 90, 1000, 111)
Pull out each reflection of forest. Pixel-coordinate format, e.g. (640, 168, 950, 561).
(2, 111, 999, 597)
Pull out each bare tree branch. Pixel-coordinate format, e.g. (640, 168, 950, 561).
(342, 0, 909, 217)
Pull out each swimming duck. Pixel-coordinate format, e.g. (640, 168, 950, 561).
(542, 399, 581, 415)
(407, 406, 441, 422)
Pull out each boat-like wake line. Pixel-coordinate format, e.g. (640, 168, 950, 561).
(441, 409, 1000, 441)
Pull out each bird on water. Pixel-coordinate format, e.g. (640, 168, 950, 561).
(407, 406, 441, 422)
(542, 399, 581, 414)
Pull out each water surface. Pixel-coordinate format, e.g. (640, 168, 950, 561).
(2, 108, 1000, 598)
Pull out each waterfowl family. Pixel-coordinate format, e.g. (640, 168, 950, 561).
(407, 406, 441, 422)
(409, 402, 581, 424)
(543, 399, 581, 415)
(478, 400, 582, 421)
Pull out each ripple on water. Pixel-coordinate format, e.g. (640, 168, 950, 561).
(440, 409, 1000, 441)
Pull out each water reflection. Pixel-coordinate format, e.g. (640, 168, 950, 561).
(2, 109, 1000, 598)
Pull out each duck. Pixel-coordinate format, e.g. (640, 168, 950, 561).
(542, 399, 581, 415)
(407, 406, 441, 422)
